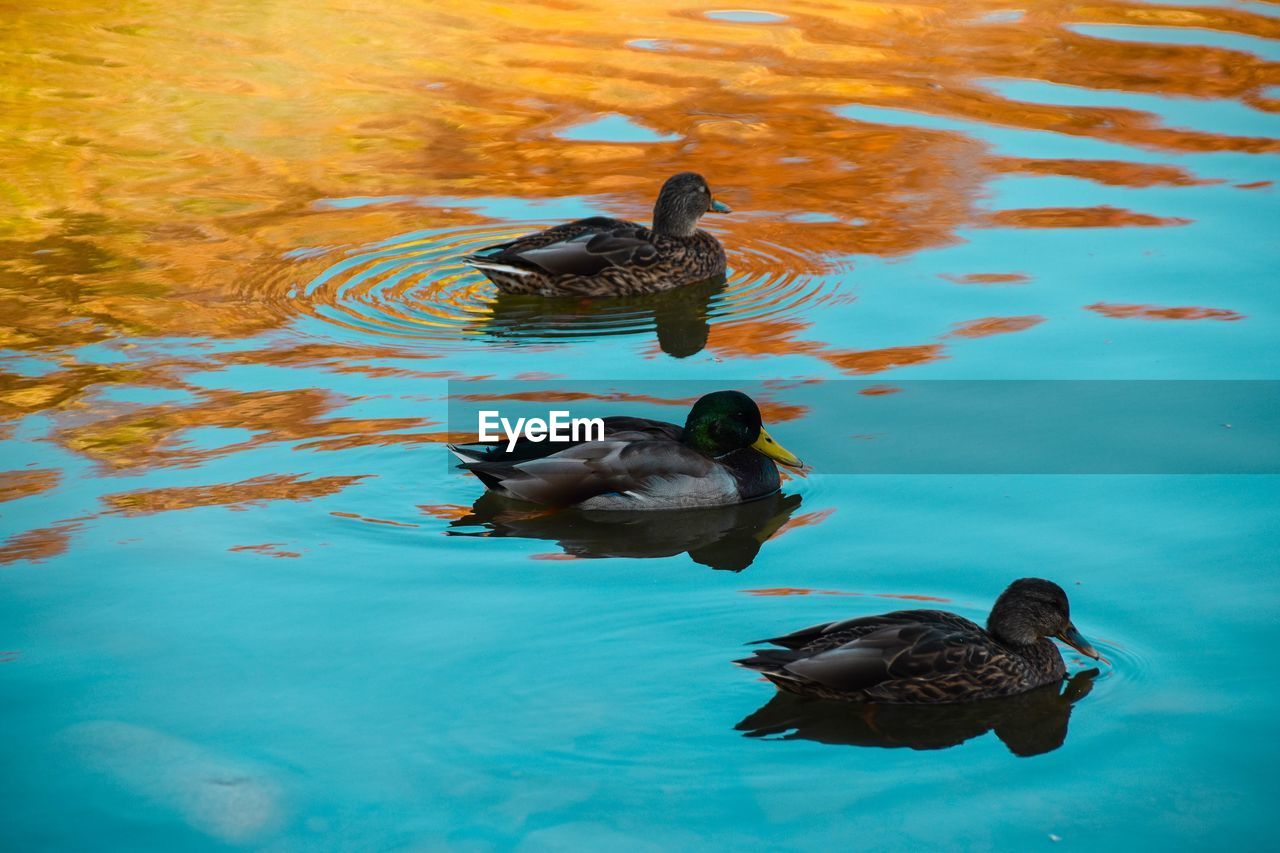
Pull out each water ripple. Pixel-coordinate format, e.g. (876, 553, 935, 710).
(1078, 634, 1152, 707)
(283, 224, 839, 356)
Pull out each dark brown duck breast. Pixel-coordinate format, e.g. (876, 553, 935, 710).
(462, 172, 730, 296)
(736, 579, 1107, 704)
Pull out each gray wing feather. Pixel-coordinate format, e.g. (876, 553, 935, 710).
(754, 610, 977, 650)
(513, 229, 658, 277)
(781, 623, 989, 692)
(464, 439, 715, 507)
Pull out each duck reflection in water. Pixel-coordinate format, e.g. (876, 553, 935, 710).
(736, 669, 1097, 757)
(447, 491, 802, 571)
(473, 274, 726, 358)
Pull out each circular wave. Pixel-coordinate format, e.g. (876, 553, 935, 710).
(279, 223, 840, 353)
(1071, 633, 1151, 707)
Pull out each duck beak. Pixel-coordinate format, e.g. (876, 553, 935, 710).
(1056, 622, 1110, 666)
(751, 427, 803, 468)
(709, 199, 732, 214)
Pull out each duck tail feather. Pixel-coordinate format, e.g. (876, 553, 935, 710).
(733, 648, 805, 674)
(459, 463, 517, 493)
(447, 444, 487, 465)
(747, 620, 837, 650)
(463, 257, 534, 277)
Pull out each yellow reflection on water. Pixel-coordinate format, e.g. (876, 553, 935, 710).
(0, 0, 1276, 427)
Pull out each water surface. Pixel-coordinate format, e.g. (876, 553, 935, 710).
(1, 0, 1278, 849)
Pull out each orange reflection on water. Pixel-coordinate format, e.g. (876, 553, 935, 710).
(417, 504, 473, 521)
(215, 344, 445, 380)
(775, 508, 836, 537)
(1085, 302, 1246, 321)
(104, 474, 369, 515)
(949, 316, 1046, 339)
(455, 388, 809, 424)
(940, 273, 1030, 286)
(745, 587, 859, 597)
(985, 206, 1192, 229)
(743, 588, 951, 602)
(3, 0, 1272, 355)
(825, 344, 946, 374)
(0, 469, 60, 503)
(993, 158, 1214, 189)
(705, 318, 947, 375)
(455, 390, 699, 408)
(59, 387, 437, 469)
(229, 543, 302, 559)
(0, 0, 1273, 483)
(330, 511, 419, 528)
(0, 521, 81, 566)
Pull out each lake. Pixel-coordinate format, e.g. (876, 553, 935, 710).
(1, 1, 1278, 849)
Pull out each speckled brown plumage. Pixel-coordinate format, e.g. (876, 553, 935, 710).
(463, 173, 730, 296)
(736, 579, 1105, 705)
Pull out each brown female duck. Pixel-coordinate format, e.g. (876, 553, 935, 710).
(736, 578, 1108, 704)
(463, 172, 730, 296)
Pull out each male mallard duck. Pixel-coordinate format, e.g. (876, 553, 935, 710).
(737, 578, 1108, 704)
(462, 172, 730, 296)
(447, 390, 802, 509)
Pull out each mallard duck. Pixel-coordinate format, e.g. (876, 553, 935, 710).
(447, 390, 803, 510)
(462, 172, 730, 296)
(736, 578, 1108, 704)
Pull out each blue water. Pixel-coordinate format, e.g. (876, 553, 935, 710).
(556, 115, 680, 144)
(703, 10, 789, 24)
(3, 1, 1280, 850)
(1067, 24, 1280, 60)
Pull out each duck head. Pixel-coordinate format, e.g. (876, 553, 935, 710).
(682, 390, 803, 468)
(987, 578, 1109, 664)
(652, 172, 731, 237)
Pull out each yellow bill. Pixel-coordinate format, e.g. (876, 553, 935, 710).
(751, 427, 803, 468)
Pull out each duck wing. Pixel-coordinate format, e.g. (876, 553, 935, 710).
(737, 611, 992, 696)
(513, 227, 659, 277)
(454, 436, 715, 507)
(595, 416, 684, 443)
(785, 624, 993, 694)
(448, 416, 681, 465)
(751, 609, 981, 651)
(465, 218, 658, 278)
(466, 217, 619, 256)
